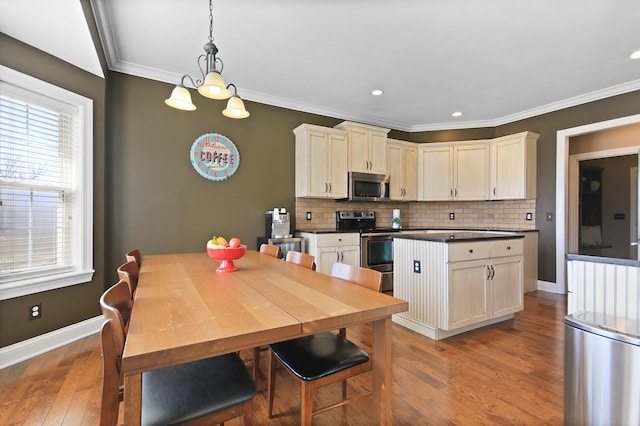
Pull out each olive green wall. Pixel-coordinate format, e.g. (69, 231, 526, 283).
(105, 72, 344, 284)
(0, 32, 107, 347)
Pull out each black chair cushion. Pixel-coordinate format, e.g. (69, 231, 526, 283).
(141, 352, 256, 426)
(269, 332, 370, 381)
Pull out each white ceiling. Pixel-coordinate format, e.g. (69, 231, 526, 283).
(3, 0, 640, 132)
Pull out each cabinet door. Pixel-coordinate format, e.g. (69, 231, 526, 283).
(307, 131, 331, 196)
(490, 256, 523, 317)
(403, 144, 418, 200)
(387, 142, 404, 200)
(368, 130, 388, 174)
(339, 245, 361, 268)
(328, 133, 348, 198)
(317, 246, 339, 275)
(419, 145, 453, 201)
(491, 136, 525, 199)
(347, 127, 369, 173)
(455, 144, 489, 200)
(446, 259, 489, 330)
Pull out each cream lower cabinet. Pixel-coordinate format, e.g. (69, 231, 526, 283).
(445, 239, 523, 331)
(393, 236, 523, 340)
(297, 232, 359, 276)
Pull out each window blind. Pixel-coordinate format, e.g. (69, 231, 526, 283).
(0, 91, 77, 277)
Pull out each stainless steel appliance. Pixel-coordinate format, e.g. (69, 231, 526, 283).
(344, 172, 390, 202)
(265, 208, 291, 238)
(336, 210, 397, 292)
(564, 311, 640, 425)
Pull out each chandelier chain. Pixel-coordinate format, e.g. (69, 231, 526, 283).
(208, 0, 214, 43)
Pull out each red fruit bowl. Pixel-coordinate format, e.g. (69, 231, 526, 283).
(207, 245, 247, 272)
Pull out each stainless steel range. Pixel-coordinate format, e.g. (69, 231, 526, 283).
(336, 210, 398, 292)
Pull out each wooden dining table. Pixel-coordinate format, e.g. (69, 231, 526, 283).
(122, 250, 408, 425)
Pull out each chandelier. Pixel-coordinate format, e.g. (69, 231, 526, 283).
(164, 0, 250, 118)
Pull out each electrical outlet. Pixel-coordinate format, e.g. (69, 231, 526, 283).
(449, 212, 455, 220)
(29, 303, 42, 320)
(526, 212, 533, 221)
(546, 212, 553, 222)
(306, 211, 312, 220)
(413, 260, 421, 273)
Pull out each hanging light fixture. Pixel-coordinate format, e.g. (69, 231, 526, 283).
(164, 0, 249, 118)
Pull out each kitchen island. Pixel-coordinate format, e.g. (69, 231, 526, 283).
(566, 247, 640, 321)
(392, 232, 524, 340)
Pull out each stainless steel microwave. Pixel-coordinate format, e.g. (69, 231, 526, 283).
(345, 172, 390, 202)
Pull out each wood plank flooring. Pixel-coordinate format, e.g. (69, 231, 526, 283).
(0, 291, 566, 425)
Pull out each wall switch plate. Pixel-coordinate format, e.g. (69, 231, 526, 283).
(546, 212, 553, 221)
(306, 212, 312, 220)
(449, 212, 455, 220)
(614, 213, 625, 220)
(526, 212, 533, 221)
(413, 260, 421, 273)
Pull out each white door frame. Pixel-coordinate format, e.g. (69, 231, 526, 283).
(555, 113, 640, 294)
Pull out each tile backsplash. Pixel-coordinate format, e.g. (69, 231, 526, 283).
(295, 198, 537, 231)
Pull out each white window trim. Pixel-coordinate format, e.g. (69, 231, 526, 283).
(0, 65, 94, 300)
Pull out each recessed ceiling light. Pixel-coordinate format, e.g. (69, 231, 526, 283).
(631, 50, 640, 59)
(452, 111, 463, 117)
(371, 89, 384, 96)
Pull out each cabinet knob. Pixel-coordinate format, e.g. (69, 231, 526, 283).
(469, 249, 473, 253)
(507, 246, 511, 250)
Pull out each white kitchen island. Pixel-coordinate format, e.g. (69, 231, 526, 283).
(392, 232, 525, 340)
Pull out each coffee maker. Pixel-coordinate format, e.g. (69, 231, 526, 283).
(265, 208, 291, 238)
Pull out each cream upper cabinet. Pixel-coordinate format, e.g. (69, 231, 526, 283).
(294, 124, 348, 199)
(387, 139, 418, 201)
(334, 121, 390, 174)
(490, 131, 539, 200)
(418, 142, 489, 201)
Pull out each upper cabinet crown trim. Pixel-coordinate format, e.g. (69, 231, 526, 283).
(334, 121, 391, 134)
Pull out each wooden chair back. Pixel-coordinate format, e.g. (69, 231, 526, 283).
(99, 280, 132, 358)
(117, 260, 139, 296)
(100, 320, 124, 426)
(331, 262, 383, 292)
(285, 250, 316, 270)
(259, 243, 280, 258)
(125, 248, 142, 268)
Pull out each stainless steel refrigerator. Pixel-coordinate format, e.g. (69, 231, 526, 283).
(564, 311, 640, 425)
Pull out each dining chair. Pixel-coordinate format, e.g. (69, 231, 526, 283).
(125, 248, 142, 269)
(259, 243, 280, 258)
(284, 250, 316, 270)
(100, 318, 257, 426)
(100, 280, 132, 349)
(267, 263, 382, 425)
(117, 260, 139, 297)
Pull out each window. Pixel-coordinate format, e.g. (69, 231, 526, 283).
(0, 66, 93, 300)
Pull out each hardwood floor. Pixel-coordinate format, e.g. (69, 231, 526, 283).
(0, 291, 566, 425)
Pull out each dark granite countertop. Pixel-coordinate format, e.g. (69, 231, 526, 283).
(566, 246, 640, 267)
(394, 232, 524, 243)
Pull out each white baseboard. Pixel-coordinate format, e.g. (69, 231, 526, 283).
(537, 280, 564, 294)
(0, 315, 103, 370)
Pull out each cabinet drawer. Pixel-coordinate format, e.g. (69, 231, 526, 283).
(316, 233, 359, 247)
(448, 242, 489, 262)
(489, 238, 523, 257)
